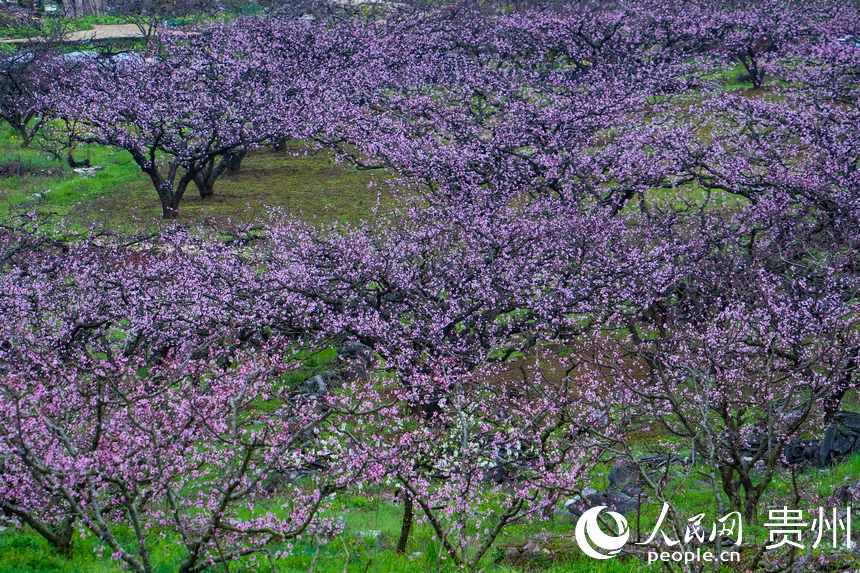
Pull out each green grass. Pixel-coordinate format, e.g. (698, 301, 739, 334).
(0, 127, 390, 233)
(0, 494, 653, 573)
(2, 454, 857, 572)
(642, 180, 748, 213)
(0, 15, 133, 40)
(703, 62, 756, 92)
(69, 146, 390, 232)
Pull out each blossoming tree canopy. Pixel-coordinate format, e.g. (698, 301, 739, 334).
(0, 0, 858, 569)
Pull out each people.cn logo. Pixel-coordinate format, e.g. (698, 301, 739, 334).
(574, 505, 630, 560)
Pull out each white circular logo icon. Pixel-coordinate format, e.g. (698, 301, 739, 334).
(574, 505, 630, 560)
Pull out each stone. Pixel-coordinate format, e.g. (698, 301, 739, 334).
(828, 479, 860, 506)
(356, 528, 382, 539)
(748, 411, 860, 468)
(338, 341, 374, 380)
(818, 412, 860, 466)
(783, 439, 819, 465)
(260, 469, 300, 494)
(499, 533, 561, 567)
(562, 456, 679, 519)
(60, 51, 98, 64)
(565, 487, 640, 517)
(355, 529, 386, 549)
(836, 35, 860, 48)
(300, 374, 328, 395)
(608, 459, 644, 497)
(72, 166, 103, 177)
(299, 371, 339, 395)
(339, 341, 373, 364)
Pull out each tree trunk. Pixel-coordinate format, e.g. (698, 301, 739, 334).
(18, 0, 44, 15)
(158, 175, 192, 219)
(160, 197, 180, 219)
(226, 149, 246, 174)
(66, 149, 91, 169)
(17, 126, 33, 148)
(133, 157, 193, 219)
(1, 504, 74, 557)
(396, 490, 413, 554)
(823, 346, 858, 423)
(61, 0, 104, 17)
(54, 517, 74, 558)
(743, 490, 761, 523)
(193, 171, 215, 200)
(739, 53, 763, 89)
(194, 150, 245, 199)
